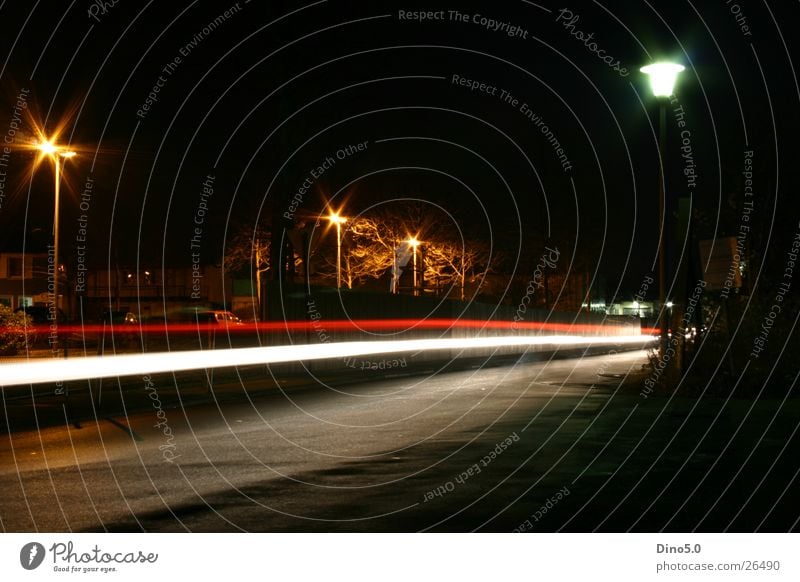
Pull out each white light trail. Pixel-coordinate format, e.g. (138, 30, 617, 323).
(1, 335, 655, 386)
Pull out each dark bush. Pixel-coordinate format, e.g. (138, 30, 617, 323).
(0, 305, 32, 356)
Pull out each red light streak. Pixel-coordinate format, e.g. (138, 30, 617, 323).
(6, 318, 651, 337)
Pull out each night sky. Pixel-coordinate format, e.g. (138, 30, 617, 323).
(0, 0, 797, 301)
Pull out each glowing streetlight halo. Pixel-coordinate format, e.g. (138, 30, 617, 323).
(35, 137, 76, 159)
(640, 62, 685, 97)
(37, 140, 58, 155)
(327, 211, 347, 225)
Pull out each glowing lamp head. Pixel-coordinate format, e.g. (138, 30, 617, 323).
(408, 237, 420, 248)
(327, 212, 347, 225)
(640, 62, 685, 97)
(37, 140, 58, 155)
(36, 138, 76, 159)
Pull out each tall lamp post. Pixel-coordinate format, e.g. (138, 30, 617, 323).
(640, 62, 684, 357)
(408, 236, 421, 296)
(36, 139, 76, 350)
(327, 212, 347, 289)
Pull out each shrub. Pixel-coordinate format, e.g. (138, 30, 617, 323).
(0, 305, 31, 356)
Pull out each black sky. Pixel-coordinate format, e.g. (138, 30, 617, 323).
(0, 0, 797, 299)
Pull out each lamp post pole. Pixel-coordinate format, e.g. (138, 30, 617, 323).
(640, 62, 684, 358)
(658, 99, 667, 355)
(36, 141, 76, 353)
(326, 212, 347, 289)
(53, 154, 62, 328)
(413, 243, 417, 296)
(408, 237, 420, 296)
(336, 220, 342, 289)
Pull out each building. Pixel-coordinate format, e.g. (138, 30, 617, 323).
(78, 265, 233, 320)
(0, 251, 52, 309)
(0, 251, 242, 321)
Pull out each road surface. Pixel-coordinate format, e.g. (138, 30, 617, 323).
(1, 350, 798, 532)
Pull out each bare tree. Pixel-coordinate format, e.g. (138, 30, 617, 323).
(314, 203, 493, 298)
(224, 225, 270, 311)
(317, 216, 397, 288)
(423, 239, 492, 300)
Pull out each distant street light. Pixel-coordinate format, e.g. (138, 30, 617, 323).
(408, 236, 421, 296)
(36, 138, 76, 351)
(327, 212, 347, 289)
(641, 61, 684, 356)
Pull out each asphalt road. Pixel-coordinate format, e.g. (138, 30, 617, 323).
(1, 349, 798, 532)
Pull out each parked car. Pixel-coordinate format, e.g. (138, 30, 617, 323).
(95, 310, 140, 350)
(193, 310, 243, 326)
(99, 310, 139, 325)
(189, 310, 246, 348)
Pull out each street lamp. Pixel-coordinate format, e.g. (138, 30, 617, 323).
(641, 61, 684, 356)
(641, 63, 685, 97)
(36, 138, 76, 351)
(408, 236, 421, 296)
(327, 212, 347, 289)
